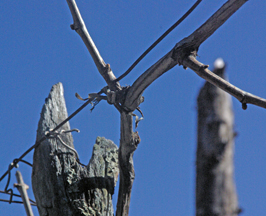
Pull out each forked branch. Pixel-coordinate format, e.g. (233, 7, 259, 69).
(66, 2, 138, 216)
(124, 0, 252, 111)
(64, 1, 264, 216)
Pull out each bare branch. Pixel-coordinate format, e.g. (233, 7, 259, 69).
(116, 113, 140, 216)
(183, 55, 266, 109)
(14, 171, 34, 216)
(115, 0, 202, 82)
(66, 0, 105, 70)
(66, 0, 120, 90)
(124, 49, 177, 111)
(181, 0, 248, 49)
(123, 0, 249, 111)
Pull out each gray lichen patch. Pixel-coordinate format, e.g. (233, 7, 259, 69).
(32, 83, 119, 216)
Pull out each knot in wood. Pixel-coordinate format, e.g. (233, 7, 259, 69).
(131, 131, 141, 148)
(172, 42, 198, 66)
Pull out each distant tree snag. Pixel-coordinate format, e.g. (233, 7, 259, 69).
(196, 59, 239, 216)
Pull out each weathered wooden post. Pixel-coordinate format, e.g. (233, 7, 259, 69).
(32, 83, 119, 216)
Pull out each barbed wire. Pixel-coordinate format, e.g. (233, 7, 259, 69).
(0, 89, 102, 182)
(0, 190, 36, 206)
(0, 1, 203, 210)
(0, 88, 105, 208)
(0, 199, 36, 206)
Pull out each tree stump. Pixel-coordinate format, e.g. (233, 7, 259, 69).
(32, 83, 119, 216)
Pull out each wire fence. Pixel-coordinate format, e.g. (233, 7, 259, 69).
(0, 94, 96, 207)
(0, 0, 203, 211)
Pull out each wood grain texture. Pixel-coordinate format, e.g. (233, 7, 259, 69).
(32, 83, 119, 216)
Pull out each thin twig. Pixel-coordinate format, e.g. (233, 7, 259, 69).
(123, 0, 249, 111)
(115, 0, 202, 82)
(66, 0, 120, 90)
(66, 0, 106, 71)
(183, 55, 266, 109)
(14, 171, 34, 216)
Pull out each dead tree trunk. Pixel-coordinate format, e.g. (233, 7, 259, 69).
(196, 59, 239, 216)
(32, 83, 119, 216)
(29, 1, 266, 215)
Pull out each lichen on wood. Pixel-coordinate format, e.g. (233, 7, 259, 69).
(32, 83, 119, 216)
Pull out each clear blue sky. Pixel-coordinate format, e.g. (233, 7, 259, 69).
(1, 1, 266, 215)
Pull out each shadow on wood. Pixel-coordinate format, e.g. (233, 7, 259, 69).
(32, 83, 119, 216)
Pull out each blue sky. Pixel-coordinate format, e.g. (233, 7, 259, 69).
(0, 1, 266, 215)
